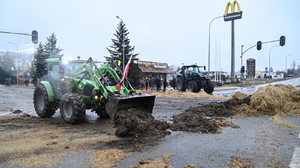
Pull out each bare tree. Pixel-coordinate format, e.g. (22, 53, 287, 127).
(291, 61, 296, 75)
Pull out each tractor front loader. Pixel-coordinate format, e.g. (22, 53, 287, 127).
(33, 57, 155, 124)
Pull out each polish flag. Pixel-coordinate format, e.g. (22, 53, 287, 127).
(115, 55, 133, 92)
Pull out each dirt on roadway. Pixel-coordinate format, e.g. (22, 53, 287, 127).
(0, 84, 300, 167)
(0, 86, 229, 167)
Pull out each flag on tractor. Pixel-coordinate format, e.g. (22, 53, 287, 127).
(115, 55, 133, 92)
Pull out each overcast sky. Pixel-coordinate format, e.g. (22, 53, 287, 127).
(1, 0, 299, 72)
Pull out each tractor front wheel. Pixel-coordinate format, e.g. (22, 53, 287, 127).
(60, 93, 86, 124)
(176, 77, 186, 91)
(33, 84, 56, 117)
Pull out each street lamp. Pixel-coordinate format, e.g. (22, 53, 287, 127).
(9, 42, 19, 86)
(208, 16, 222, 78)
(116, 16, 125, 73)
(269, 45, 279, 79)
(285, 54, 293, 72)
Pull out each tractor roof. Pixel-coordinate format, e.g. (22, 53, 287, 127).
(182, 65, 198, 67)
(45, 58, 86, 63)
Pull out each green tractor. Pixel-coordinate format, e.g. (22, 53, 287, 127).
(176, 65, 214, 94)
(33, 57, 155, 124)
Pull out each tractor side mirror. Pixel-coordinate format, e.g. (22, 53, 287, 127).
(203, 66, 206, 71)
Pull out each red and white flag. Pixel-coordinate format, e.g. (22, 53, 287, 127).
(115, 55, 133, 92)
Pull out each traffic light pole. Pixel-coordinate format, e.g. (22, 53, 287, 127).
(240, 37, 284, 78)
(240, 44, 256, 78)
(0, 30, 38, 44)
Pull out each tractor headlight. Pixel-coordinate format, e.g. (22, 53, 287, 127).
(61, 78, 65, 82)
(63, 60, 69, 64)
(94, 95, 99, 99)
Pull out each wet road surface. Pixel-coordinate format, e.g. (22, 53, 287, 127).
(0, 78, 299, 167)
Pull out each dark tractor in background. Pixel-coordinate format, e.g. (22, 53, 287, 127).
(176, 65, 214, 94)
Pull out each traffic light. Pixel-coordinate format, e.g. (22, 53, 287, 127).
(32, 30, 38, 44)
(241, 66, 245, 73)
(257, 41, 262, 50)
(280, 36, 285, 46)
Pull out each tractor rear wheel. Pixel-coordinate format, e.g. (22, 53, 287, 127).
(60, 93, 86, 124)
(176, 77, 186, 91)
(33, 84, 56, 117)
(188, 81, 199, 93)
(204, 80, 214, 94)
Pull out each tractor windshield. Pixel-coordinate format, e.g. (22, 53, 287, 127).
(186, 66, 200, 74)
(64, 62, 83, 75)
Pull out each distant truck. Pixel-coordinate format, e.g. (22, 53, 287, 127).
(176, 65, 214, 94)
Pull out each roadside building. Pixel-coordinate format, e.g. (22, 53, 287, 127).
(137, 60, 172, 87)
(137, 60, 172, 77)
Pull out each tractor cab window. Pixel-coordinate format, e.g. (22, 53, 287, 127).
(64, 62, 83, 75)
(48, 63, 59, 78)
(186, 66, 199, 75)
(65, 65, 73, 75)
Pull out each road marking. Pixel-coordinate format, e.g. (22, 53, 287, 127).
(289, 133, 300, 168)
(290, 147, 300, 168)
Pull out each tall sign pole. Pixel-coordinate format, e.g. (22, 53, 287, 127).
(223, 0, 242, 83)
(231, 20, 235, 82)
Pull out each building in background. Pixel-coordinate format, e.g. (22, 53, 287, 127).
(137, 60, 172, 80)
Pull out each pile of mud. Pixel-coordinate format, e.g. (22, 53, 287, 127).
(170, 97, 247, 133)
(115, 84, 300, 136)
(114, 108, 170, 137)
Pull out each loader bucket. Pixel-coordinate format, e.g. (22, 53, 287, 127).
(105, 94, 156, 120)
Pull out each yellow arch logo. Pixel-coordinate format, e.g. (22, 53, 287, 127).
(224, 0, 242, 15)
(224, 0, 242, 21)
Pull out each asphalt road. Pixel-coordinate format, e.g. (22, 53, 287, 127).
(213, 77, 300, 97)
(0, 78, 299, 167)
(117, 115, 300, 167)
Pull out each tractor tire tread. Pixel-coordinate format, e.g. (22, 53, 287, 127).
(60, 93, 86, 124)
(204, 80, 214, 94)
(33, 84, 56, 118)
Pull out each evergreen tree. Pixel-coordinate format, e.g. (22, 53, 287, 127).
(32, 42, 46, 81)
(107, 20, 141, 89)
(44, 33, 64, 59)
(32, 33, 64, 82)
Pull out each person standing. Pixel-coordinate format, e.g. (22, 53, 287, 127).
(163, 77, 167, 92)
(144, 77, 149, 90)
(140, 80, 145, 90)
(172, 75, 177, 89)
(155, 77, 161, 92)
(151, 77, 156, 92)
(5, 78, 9, 86)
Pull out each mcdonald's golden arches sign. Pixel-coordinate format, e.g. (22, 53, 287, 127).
(224, 0, 242, 21)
